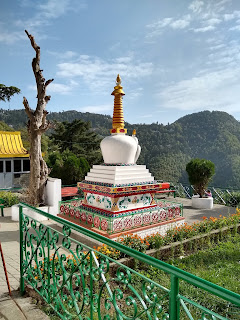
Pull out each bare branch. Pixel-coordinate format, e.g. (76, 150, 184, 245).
(39, 110, 50, 133)
(44, 95, 51, 103)
(25, 30, 40, 59)
(45, 79, 54, 87)
(23, 97, 34, 120)
(25, 30, 50, 115)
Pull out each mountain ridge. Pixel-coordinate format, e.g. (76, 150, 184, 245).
(1, 108, 240, 188)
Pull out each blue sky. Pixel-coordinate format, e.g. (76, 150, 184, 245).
(1, 0, 240, 125)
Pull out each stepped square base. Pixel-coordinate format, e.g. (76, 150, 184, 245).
(58, 212, 184, 239)
(59, 199, 184, 238)
(78, 165, 170, 215)
(58, 164, 185, 238)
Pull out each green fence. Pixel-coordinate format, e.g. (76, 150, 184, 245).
(172, 183, 240, 206)
(19, 203, 240, 319)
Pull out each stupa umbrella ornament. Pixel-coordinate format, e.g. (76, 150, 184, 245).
(111, 74, 127, 135)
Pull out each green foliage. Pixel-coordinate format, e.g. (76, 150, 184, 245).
(50, 119, 102, 166)
(186, 158, 215, 197)
(0, 84, 20, 102)
(2, 109, 240, 189)
(0, 120, 14, 131)
(47, 150, 90, 185)
(133, 235, 240, 319)
(118, 234, 150, 254)
(0, 191, 19, 206)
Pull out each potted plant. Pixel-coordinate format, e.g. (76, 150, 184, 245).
(186, 158, 215, 209)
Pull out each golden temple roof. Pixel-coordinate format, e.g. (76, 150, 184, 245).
(0, 131, 29, 158)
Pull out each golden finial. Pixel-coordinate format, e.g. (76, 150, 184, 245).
(110, 75, 127, 135)
(116, 74, 121, 85)
(132, 129, 136, 136)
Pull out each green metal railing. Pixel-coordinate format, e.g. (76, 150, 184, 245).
(19, 203, 240, 319)
(173, 183, 240, 206)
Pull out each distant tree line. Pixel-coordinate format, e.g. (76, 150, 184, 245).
(1, 109, 240, 188)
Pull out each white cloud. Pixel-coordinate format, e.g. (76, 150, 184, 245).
(47, 83, 75, 94)
(229, 25, 240, 31)
(159, 37, 240, 113)
(0, 30, 26, 44)
(158, 67, 240, 112)
(80, 104, 112, 113)
(128, 87, 143, 99)
(206, 18, 222, 25)
(145, 0, 237, 39)
(28, 80, 78, 95)
(27, 0, 84, 27)
(188, 0, 204, 14)
(1, 0, 86, 44)
(193, 25, 215, 33)
(146, 15, 191, 38)
(56, 55, 153, 92)
(171, 18, 190, 29)
(48, 50, 79, 60)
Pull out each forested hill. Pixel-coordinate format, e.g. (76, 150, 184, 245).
(0, 109, 114, 134)
(1, 108, 240, 188)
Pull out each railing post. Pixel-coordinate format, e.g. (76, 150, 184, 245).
(169, 274, 180, 320)
(47, 228, 51, 303)
(19, 205, 25, 295)
(90, 250, 93, 319)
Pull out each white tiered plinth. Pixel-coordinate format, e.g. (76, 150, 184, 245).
(85, 165, 154, 185)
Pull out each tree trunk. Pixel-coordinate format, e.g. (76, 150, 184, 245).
(23, 30, 53, 206)
(28, 131, 48, 205)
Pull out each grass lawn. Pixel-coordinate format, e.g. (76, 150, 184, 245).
(134, 234, 240, 319)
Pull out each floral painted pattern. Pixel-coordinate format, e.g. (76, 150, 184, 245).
(132, 196, 139, 204)
(103, 197, 112, 209)
(159, 210, 167, 221)
(118, 197, 131, 210)
(94, 216, 100, 228)
(140, 194, 151, 206)
(86, 193, 95, 205)
(101, 219, 108, 231)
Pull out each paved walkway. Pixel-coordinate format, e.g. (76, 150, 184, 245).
(0, 199, 237, 319)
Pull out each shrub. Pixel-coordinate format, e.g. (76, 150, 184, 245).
(47, 150, 90, 185)
(0, 191, 20, 207)
(95, 210, 240, 260)
(186, 158, 215, 197)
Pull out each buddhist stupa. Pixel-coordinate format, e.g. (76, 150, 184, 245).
(59, 75, 184, 238)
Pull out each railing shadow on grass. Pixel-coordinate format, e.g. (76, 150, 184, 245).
(19, 202, 240, 320)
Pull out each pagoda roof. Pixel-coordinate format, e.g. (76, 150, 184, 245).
(0, 131, 29, 158)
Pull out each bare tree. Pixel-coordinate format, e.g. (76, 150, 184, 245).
(23, 30, 53, 206)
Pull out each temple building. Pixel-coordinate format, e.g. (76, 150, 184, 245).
(0, 131, 30, 189)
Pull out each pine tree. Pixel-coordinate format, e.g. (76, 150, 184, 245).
(50, 119, 102, 166)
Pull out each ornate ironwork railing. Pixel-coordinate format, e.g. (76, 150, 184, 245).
(59, 199, 183, 235)
(19, 203, 240, 319)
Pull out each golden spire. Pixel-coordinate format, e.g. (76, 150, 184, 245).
(110, 74, 127, 134)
